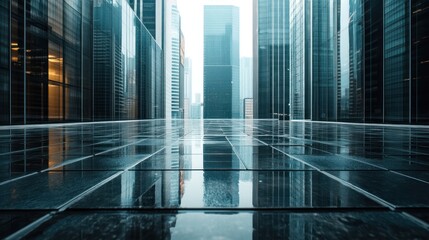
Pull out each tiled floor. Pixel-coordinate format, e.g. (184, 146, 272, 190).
(0, 119, 429, 239)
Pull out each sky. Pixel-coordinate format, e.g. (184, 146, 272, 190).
(177, 0, 253, 102)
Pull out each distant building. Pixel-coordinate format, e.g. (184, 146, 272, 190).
(244, 98, 253, 119)
(240, 57, 253, 118)
(164, 0, 181, 119)
(179, 30, 185, 119)
(204, 5, 240, 119)
(184, 58, 192, 119)
(191, 103, 202, 119)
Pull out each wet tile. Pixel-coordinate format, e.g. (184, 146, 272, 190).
(132, 154, 246, 170)
(0, 171, 117, 210)
(23, 211, 429, 240)
(343, 155, 429, 171)
(326, 171, 429, 208)
(290, 155, 381, 170)
(1, 120, 429, 238)
(394, 171, 429, 182)
(240, 153, 314, 170)
(405, 210, 429, 225)
(275, 145, 330, 155)
(58, 154, 150, 171)
(71, 170, 380, 209)
(0, 211, 48, 239)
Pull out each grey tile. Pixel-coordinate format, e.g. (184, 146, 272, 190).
(326, 171, 429, 208)
(0, 171, 118, 210)
(24, 211, 429, 240)
(71, 170, 381, 209)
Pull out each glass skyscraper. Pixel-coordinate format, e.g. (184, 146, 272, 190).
(163, 0, 181, 119)
(93, 0, 163, 121)
(204, 5, 240, 119)
(0, 0, 164, 125)
(1, 0, 93, 125)
(254, 0, 290, 120)
(256, 0, 429, 124)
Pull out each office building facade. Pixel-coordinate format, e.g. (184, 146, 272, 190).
(256, 0, 429, 124)
(1, 0, 94, 125)
(240, 57, 252, 118)
(204, 5, 240, 119)
(93, 0, 163, 121)
(1, 0, 164, 125)
(183, 58, 192, 119)
(254, 0, 290, 120)
(179, 29, 185, 119)
(163, 0, 181, 119)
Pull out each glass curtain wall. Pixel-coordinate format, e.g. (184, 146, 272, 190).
(256, 0, 290, 120)
(411, 0, 429, 123)
(336, 0, 364, 122)
(6, 0, 92, 124)
(290, 0, 306, 120)
(0, 1, 9, 124)
(311, 0, 336, 121)
(203, 6, 240, 119)
(139, 23, 164, 119)
(94, 0, 163, 121)
(383, 0, 410, 123)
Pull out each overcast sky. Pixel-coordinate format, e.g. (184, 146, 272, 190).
(177, 0, 253, 102)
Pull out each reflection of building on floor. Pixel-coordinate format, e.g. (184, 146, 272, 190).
(203, 151, 239, 207)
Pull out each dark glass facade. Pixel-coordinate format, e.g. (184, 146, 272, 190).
(93, 0, 163, 121)
(311, 0, 336, 121)
(411, 0, 429, 123)
(3, 0, 93, 125)
(254, 0, 290, 120)
(1, 0, 164, 125)
(257, 0, 429, 124)
(204, 5, 240, 119)
(336, 0, 364, 122)
(0, 1, 9, 125)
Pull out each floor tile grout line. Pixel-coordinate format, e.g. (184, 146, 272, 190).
(294, 119, 429, 129)
(225, 135, 250, 170)
(0, 119, 171, 130)
(390, 170, 429, 184)
(40, 155, 94, 173)
(5, 212, 55, 240)
(271, 145, 398, 211)
(4, 146, 169, 240)
(63, 207, 392, 212)
(320, 171, 397, 211)
(0, 137, 157, 187)
(399, 212, 429, 231)
(0, 172, 39, 187)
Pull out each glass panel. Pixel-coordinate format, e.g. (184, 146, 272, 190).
(48, 83, 63, 120)
(0, 1, 10, 124)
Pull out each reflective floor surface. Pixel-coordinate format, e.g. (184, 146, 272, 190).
(0, 119, 428, 239)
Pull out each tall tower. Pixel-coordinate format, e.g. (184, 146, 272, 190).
(254, 0, 290, 120)
(164, 0, 181, 119)
(204, 5, 240, 119)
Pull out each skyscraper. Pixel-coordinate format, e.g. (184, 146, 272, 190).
(412, 0, 429, 123)
(179, 30, 185, 119)
(255, 0, 429, 124)
(240, 57, 252, 118)
(2, 0, 94, 125)
(0, 0, 164, 125)
(289, 0, 336, 121)
(164, 0, 181, 119)
(204, 5, 240, 119)
(254, 0, 290, 120)
(184, 58, 193, 119)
